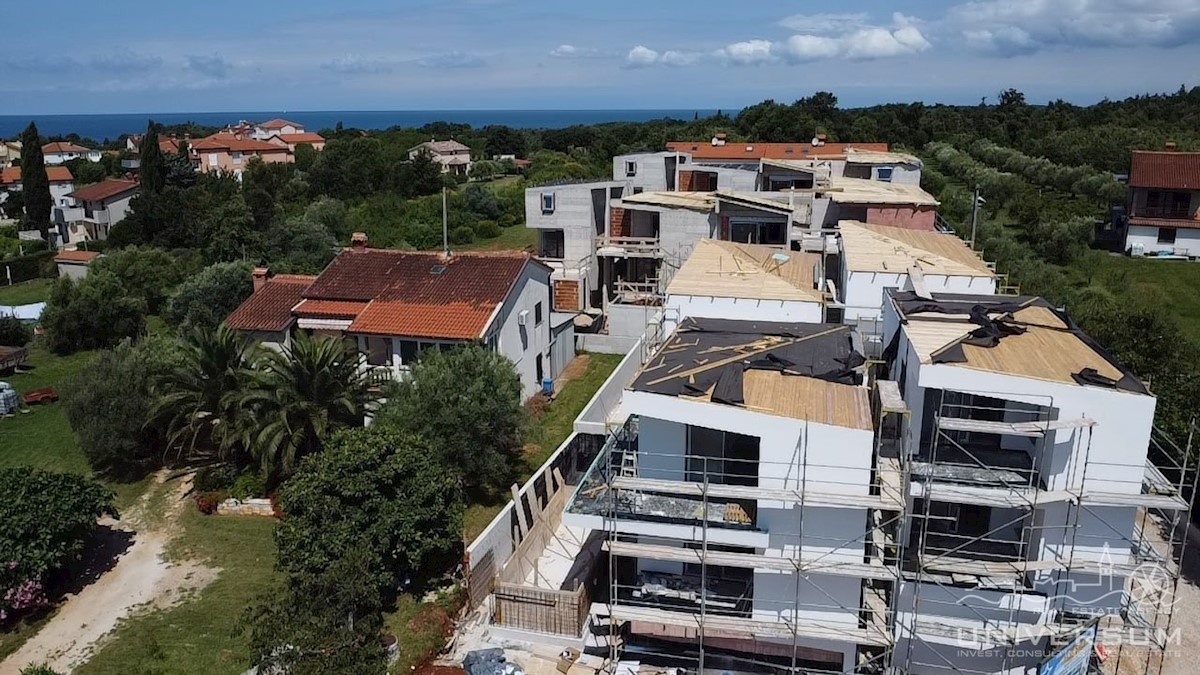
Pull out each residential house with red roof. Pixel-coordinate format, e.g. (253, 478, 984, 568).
(42, 142, 102, 164)
(409, 139, 473, 176)
(225, 235, 565, 399)
(266, 132, 326, 152)
(1124, 147, 1200, 256)
(0, 141, 20, 169)
(55, 179, 140, 242)
(253, 118, 305, 140)
(190, 133, 293, 178)
(53, 249, 102, 280)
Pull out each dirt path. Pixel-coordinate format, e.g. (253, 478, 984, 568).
(0, 472, 217, 675)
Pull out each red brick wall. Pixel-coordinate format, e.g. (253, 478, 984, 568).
(609, 207, 630, 237)
(553, 279, 580, 312)
(678, 170, 695, 192)
(719, 216, 730, 240)
(864, 206, 938, 231)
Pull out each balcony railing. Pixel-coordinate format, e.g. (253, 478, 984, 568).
(595, 236, 661, 257)
(1136, 205, 1195, 220)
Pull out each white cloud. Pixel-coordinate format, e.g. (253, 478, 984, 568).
(720, 39, 776, 65)
(948, 0, 1200, 55)
(778, 12, 869, 34)
(624, 45, 660, 68)
(321, 54, 398, 74)
(549, 44, 611, 59)
(659, 50, 703, 67)
(779, 35, 841, 62)
(415, 51, 486, 69)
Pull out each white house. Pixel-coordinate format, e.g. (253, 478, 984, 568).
(1123, 149, 1200, 256)
(837, 220, 997, 324)
(562, 318, 898, 673)
(881, 290, 1184, 675)
(409, 139, 473, 177)
(664, 239, 825, 333)
(55, 178, 139, 243)
(253, 118, 305, 140)
(42, 142, 101, 164)
(226, 236, 561, 399)
(53, 249, 102, 280)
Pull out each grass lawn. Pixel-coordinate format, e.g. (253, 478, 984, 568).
(1074, 254, 1200, 343)
(75, 510, 280, 675)
(0, 279, 53, 305)
(459, 224, 536, 252)
(462, 352, 623, 542)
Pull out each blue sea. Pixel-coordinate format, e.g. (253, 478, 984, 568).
(0, 109, 724, 141)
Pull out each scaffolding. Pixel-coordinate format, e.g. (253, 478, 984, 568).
(898, 390, 1197, 675)
(568, 379, 910, 674)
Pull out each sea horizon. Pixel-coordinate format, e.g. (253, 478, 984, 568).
(0, 109, 729, 142)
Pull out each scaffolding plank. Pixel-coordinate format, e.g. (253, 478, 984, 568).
(612, 476, 902, 510)
(1143, 460, 1177, 495)
(917, 555, 1064, 576)
(936, 416, 1096, 437)
(1080, 490, 1189, 511)
(603, 603, 892, 647)
(876, 380, 908, 414)
(604, 541, 898, 581)
(913, 482, 1076, 509)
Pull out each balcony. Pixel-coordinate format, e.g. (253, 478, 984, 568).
(1135, 205, 1195, 220)
(595, 235, 661, 258)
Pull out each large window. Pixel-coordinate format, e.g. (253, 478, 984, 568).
(1145, 190, 1192, 219)
(730, 219, 787, 246)
(1158, 227, 1178, 245)
(685, 426, 759, 486)
(538, 229, 565, 258)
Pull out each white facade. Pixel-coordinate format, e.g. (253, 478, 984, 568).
(1125, 224, 1200, 257)
(664, 295, 822, 334)
(841, 269, 997, 322)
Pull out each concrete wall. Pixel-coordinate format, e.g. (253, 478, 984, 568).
(1125, 224, 1200, 256)
(841, 270, 996, 322)
(614, 153, 676, 192)
(664, 295, 823, 334)
(574, 336, 644, 435)
(56, 262, 90, 281)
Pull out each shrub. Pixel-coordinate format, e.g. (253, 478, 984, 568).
(230, 471, 267, 500)
(194, 492, 222, 515)
(0, 316, 33, 347)
(163, 260, 253, 334)
(449, 225, 475, 245)
(473, 220, 501, 239)
(41, 272, 146, 355)
(194, 464, 240, 492)
(20, 664, 63, 675)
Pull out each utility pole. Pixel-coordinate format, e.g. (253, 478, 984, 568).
(441, 186, 449, 256)
(970, 185, 982, 250)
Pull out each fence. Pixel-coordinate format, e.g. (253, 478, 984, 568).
(492, 582, 590, 637)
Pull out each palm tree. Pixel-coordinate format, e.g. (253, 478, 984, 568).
(151, 324, 252, 464)
(231, 332, 374, 480)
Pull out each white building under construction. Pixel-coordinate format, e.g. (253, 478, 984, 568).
(455, 227, 1195, 675)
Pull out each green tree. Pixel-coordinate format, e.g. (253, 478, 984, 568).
(275, 424, 464, 596)
(0, 468, 116, 620)
(41, 272, 147, 355)
(140, 120, 166, 195)
(232, 332, 373, 480)
(406, 149, 444, 197)
(375, 344, 525, 496)
(150, 325, 253, 466)
(18, 122, 51, 242)
(246, 549, 388, 675)
(294, 143, 317, 172)
(201, 193, 262, 263)
(90, 246, 185, 314)
(0, 315, 33, 347)
(163, 260, 254, 333)
(62, 336, 182, 478)
(165, 139, 197, 188)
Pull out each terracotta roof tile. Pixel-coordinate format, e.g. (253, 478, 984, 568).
(191, 134, 290, 153)
(0, 166, 73, 184)
(412, 140, 470, 154)
(67, 179, 139, 202)
(42, 142, 91, 154)
(293, 299, 368, 318)
(303, 249, 531, 339)
(53, 250, 101, 263)
(225, 275, 315, 332)
(1129, 151, 1200, 191)
(259, 118, 301, 129)
(275, 132, 324, 144)
(666, 141, 889, 161)
(1129, 216, 1200, 230)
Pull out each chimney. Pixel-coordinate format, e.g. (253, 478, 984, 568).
(350, 232, 369, 250)
(252, 267, 269, 292)
(1165, 141, 1178, 151)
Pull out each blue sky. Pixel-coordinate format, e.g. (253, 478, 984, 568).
(4, 0, 1200, 113)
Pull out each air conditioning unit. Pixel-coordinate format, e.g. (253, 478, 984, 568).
(518, 309, 530, 325)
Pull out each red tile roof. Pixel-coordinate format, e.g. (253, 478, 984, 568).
(225, 275, 316, 332)
(67, 179, 139, 203)
(303, 249, 534, 339)
(1129, 151, 1200, 191)
(259, 118, 302, 129)
(53, 250, 101, 263)
(1129, 216, 1200, 230)
(41, 142, 91, 154)
(274, 132, 325, 144)
(0, 166, 73, 184)
(665, 141, 889, 161)
(191, 134, 290, 153)
(293, 299, 368, 318)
